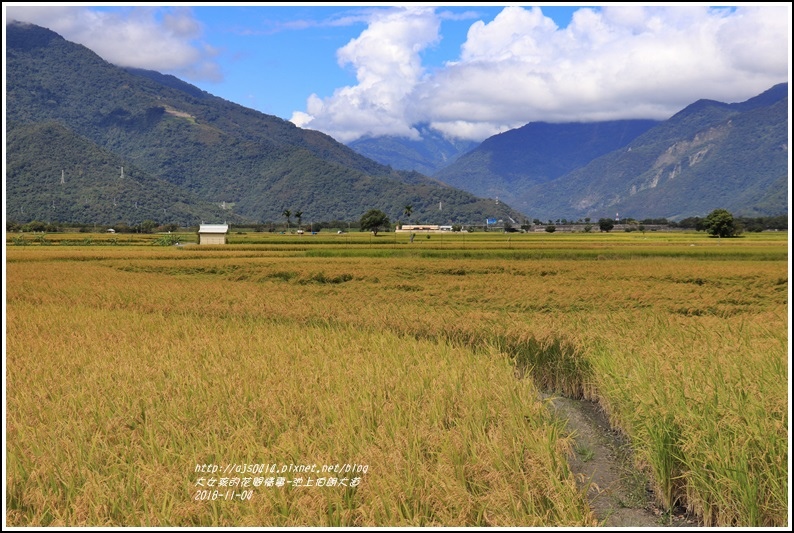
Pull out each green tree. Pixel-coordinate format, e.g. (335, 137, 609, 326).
(545, 225, 556, 233)
(140, 219, 158, 234)
(294, 210, 303, 230)
(403, 204, 413, 221)
(359, 209, 390, 236)
(282, 209, 291, 230)
(598, 218, 615, 232)
(678, 216, 706, 230)
(22, 220, 47, 232)
(703, 208, 740, 238)
(159, 223, 179, 233)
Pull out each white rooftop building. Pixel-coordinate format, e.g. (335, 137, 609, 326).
(198, 224, 229, 245)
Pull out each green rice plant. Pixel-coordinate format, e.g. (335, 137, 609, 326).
(638, 413, 685, 511)
(573, 443, 595, 463)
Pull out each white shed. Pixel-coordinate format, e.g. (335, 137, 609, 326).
(198, 224, 229, 245)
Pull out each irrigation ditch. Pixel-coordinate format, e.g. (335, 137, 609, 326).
(540, 392, 696, 527)
(415, 328, 705, 527)
(502, 335, 703, 527)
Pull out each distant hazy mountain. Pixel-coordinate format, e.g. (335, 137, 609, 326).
(428, 84, 787, 221)
(5, 21, 525, 226)
(432, 120, 660, 211)
(347, 124, 478, 176)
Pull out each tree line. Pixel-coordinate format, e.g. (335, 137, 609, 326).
(6, 208, 787, 236)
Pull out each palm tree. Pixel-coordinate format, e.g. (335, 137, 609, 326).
(403, 204, 413, 222)
(282, 209, 291, 230)
(294, 210, 303, 230)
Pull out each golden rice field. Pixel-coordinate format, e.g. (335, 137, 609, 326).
(5, 230, 789, 526)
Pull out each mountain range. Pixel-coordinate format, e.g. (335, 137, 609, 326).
(5, 22, 524, 227)
(432, 119, 662, 216)
(348, 125, 478, 177)
(5, 22, 788, 227)
(350, 83, 788, 221)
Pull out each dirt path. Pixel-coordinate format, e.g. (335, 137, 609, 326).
(541, 393, 699, 527)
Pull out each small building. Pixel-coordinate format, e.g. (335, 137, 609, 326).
(198, 223, 229, 245)
(397, 224, 441, 233)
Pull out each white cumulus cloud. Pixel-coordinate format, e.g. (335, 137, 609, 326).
(5, 5, 222, 82)
(290, 6, 441, 143)
(293, 4, 790, 142)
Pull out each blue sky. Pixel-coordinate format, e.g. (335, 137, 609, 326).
(4, 3, 791, 143)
